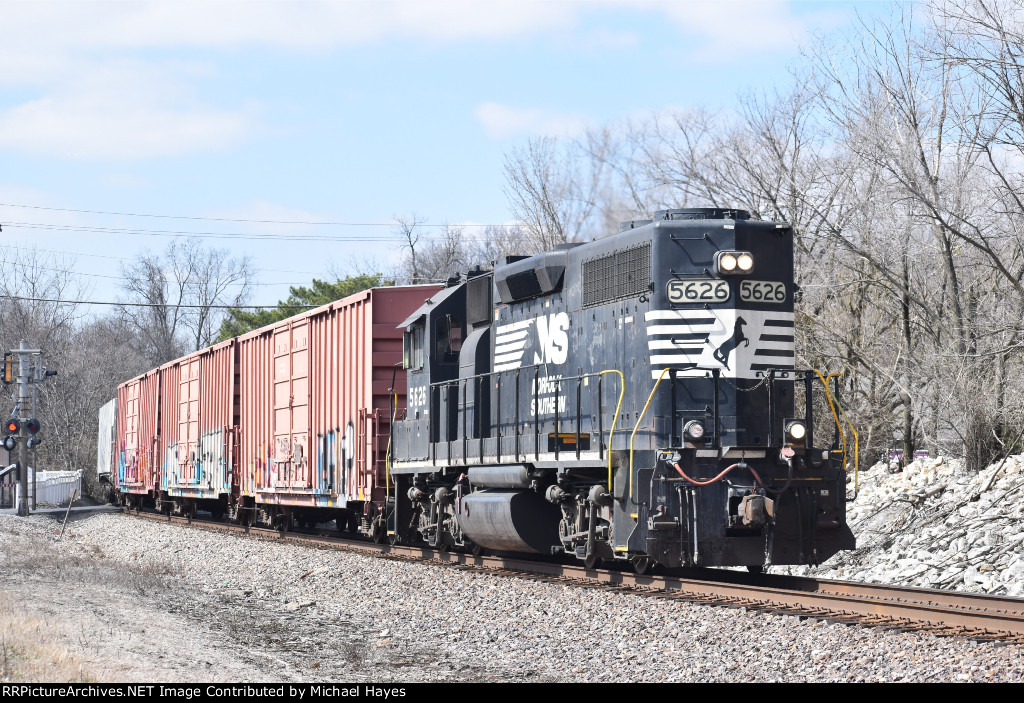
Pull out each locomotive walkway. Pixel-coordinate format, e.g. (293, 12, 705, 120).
(129, 508, 1024, 644)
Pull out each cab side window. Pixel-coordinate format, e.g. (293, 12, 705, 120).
(435, 315, 462, 363)
(404, 325, 425, 371)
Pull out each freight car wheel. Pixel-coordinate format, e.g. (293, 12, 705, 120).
(632, 556, 656, 576)
(470, 542, 487, 558)
(370, 517, 386, 543)
(584, 554, 602, 570)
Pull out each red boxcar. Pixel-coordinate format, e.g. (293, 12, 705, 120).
(157, 339, 236, 515)
(236, 285, 438, 528)
(113, 284, 438, 526)
(115, 368, 161, 502)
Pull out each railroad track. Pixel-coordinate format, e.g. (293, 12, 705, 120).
(126, 508, 1024, 644)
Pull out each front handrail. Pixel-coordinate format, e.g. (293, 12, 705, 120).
(627, 366, 853, 504)
(629, 368, 673, 504)
(817, 370, 859, 494)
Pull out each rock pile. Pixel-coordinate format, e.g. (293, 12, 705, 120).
(779, 454, 1024, 596)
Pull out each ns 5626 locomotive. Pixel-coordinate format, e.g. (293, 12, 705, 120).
(389, 208, 855, 572)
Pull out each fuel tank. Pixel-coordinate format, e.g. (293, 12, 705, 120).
(457, 489, 561, 554)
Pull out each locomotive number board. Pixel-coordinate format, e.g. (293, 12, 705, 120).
(666, 279, 729, 303)
(739, 280, 787, 303)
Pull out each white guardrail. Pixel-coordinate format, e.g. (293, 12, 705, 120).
(35, 470, 82, 505)
(1, 466, 82, 509)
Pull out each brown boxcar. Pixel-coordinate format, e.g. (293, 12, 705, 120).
(235, 285, 438, 528)
(113, 284, 437, 522)
(157, 339, 237, 514)
(115, 368, 161, 503)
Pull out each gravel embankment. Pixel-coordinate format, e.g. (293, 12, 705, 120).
(779, 455, 1024, 596)
(2, 509, 1023, 683)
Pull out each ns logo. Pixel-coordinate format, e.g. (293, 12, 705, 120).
(533, 312, 570, 365)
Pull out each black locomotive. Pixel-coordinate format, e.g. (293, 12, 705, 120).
(389, 208, 855, 572)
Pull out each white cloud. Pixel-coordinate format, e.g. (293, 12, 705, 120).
(0, 1, 850, 159)
(0, 56, 259, 160)
(0, 95, 254, 161)
(0, 1, 589, 161)
(653, 0, 848, 60)
(474, 102, 590, 140)
(0, 1, 581, 54)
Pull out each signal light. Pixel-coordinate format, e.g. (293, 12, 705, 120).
(3, 436, 16, 451)
(26, 438, 40, 449)
(25, 418, 39, 435)
(5, 419, 19, 434)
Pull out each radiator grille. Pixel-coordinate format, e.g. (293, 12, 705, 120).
(583, 243, 651, 308)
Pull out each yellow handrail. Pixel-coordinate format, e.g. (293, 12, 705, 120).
(629, 368, 673, 503)
(385, 389, 397, 507)
(812, 369, 846, 466)
(821, 370, 859, 494)
(599, 369, 625, 492)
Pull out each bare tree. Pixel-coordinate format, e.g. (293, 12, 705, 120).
(503, 136, 605, 249)
(118, 237, 253, 366)
(395, 213, 428, 284)
(469, 224, 531, 265)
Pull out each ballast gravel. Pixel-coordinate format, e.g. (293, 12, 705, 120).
(2, 511, 1023, 683)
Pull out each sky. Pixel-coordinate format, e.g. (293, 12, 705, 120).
(0, 0, 901, 313)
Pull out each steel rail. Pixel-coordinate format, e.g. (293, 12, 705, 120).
(126, 509, 1024, 643)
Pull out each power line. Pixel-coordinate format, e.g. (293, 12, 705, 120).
(0, 243, 336, 275)
(0, 294, 319, 310)
(0, 261, 312, 287)
(6, 221, 400, 242)
(0, 202, 507, 227)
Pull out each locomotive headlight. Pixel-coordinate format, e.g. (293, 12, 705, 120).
(786, 420, 807, 442)
(683, 420, 706, 442)
(715, 250, 754, 275)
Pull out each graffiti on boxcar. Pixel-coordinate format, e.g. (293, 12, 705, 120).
(316, 420, 356, 502)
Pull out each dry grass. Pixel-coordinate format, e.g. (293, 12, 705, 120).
(0, 602, 97, 682)
(0, 518, 181, 682)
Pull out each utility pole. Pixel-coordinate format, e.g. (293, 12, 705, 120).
(5, 340, 52, 516)
(16, 341, 37, 516)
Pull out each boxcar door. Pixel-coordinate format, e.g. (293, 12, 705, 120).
(289, 321, 311, 488)
(178, 357, 200, 485)
(124, 380, 140, 486)
(273, 326, 293, 488)
(273, 323, 312, 489)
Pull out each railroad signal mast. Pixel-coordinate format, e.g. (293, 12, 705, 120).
(4, 340, 56, 516)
